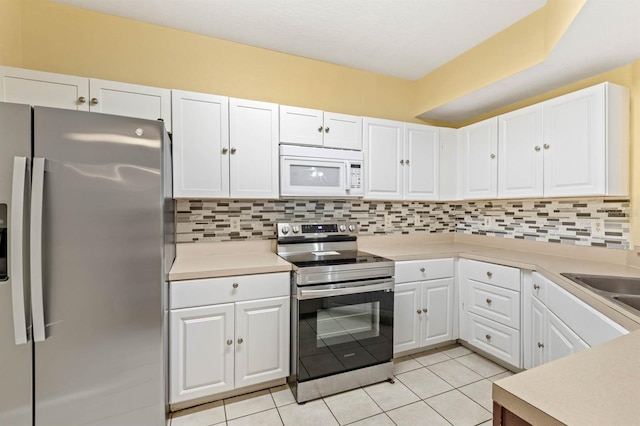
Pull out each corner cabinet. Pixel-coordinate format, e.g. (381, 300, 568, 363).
(363, 118, 441, 200)
(393, 259, 455, 355)
(458, 117, 498, 199)
(279, 105, 362, 150)
(172, 90, 279, 199)
(169, 273, 290, 406)
(0, 66, 172, 131)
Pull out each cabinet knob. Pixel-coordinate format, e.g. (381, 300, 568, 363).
(543, 143, 550, 149)
(90, 97, 99, 105)
(237, 338, 243, 344)
(325, 127, 330, 133)
(318, 126, 324, 132)
(533, 284, 540, 290)
(416, 310, 422, 315)
(226, 339, 233, 345)
(232, 282, 239, 288)
(485, 334, 492, 341)
(535, 146, 541, 151)
(538, 342, 544, 348)
(230, 147, 237, 154)
(405, 159, 410, 165)
(400, 159, 405, 165)
(486, 298, 492, 305)
(486, 271, 493, 278)
(420, 267, 425, 273)
(78, 96, 86, 104)
(490, 154, 496, 159)
(422, 308, 428, 313)
(222, 147, 228, 154)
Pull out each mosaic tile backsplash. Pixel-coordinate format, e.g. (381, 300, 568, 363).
(176, 198, 630, 249)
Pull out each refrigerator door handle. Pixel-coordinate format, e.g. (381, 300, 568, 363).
(31, 157, 47, 342)
(10, 157, 29, 345)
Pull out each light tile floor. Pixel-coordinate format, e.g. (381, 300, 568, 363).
(169, 344, 514, 426)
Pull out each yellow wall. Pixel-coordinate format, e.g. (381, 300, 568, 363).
(630, 60, 640, 248)
(16, 0, 419, 123)
(0, 0, 23, 66)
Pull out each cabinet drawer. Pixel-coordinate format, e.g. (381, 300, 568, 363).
(530, 273, 547, 303)
(467, 312, 520, 368)
(468, 281, 520, 329)
(395, 258, 454, 283)
(170, 272, 290, 309)
(466, 259, 520, 291)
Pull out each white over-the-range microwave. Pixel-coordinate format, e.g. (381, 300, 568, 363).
(280, 145, 364, 198)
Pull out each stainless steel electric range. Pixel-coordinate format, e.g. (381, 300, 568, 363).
(276, 222, 395, 403)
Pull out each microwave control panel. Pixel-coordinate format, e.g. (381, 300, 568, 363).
(349, 164, 362, 189)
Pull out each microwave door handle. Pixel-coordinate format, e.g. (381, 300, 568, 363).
(345, 162, 351, 193)
(10, 157, 29, 345)
(30, 157, 46, 342)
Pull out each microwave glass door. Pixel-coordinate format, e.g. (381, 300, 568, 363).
(282, 158, 347, 196)
(290, 164, 341, 188)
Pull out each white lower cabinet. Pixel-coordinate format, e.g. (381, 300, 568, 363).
(169, 273, 289, 405)
(394, 259, 454, 355)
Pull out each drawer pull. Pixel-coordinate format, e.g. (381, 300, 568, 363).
(226, 339, 232, 345)
(486, 298, 492, 305)
(533, 284, 540, 290)
(237, 338, 244, 344)
(486, 271, 493, 278)
(420, 267, 425, 273)
(537, 342, 544, 348)
(232, 282, 239, 289)
(485, 334, 492, 341)
(416, 310, 422, 315)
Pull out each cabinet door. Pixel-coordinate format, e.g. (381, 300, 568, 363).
(543, 84, 605, 196)
(529, 297, 546, 369)
(169, 304, 235, 403)
(279, 105, 323, 146)
(459, 117, 498, 199)
(439, 128, 458, 200)
(0, 66, 89, 111)
(393, 282, 421, 354)
(229, 98, 279, 199)
(544, 310, 589, 364)
(404, 124, 439, 200)
(421, 279, 453, 346)
(235, 296, 289, 388)
(498, 104, 543, 198)
(363, 117, 403, 200)
(171, 90, 229, 198)
(89, 79, 172, 131)
(323, 112, 362, 150)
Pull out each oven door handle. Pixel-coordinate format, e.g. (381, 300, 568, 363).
(297, 279, 394, 300)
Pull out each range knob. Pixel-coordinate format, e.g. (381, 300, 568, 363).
(348, 224, 356, 232)
(292, 225, 301, 233)
(339, 225, 346, 232)
(281, 225, 290, 235)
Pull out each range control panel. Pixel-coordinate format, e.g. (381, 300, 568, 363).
(277, 222, 358, 238)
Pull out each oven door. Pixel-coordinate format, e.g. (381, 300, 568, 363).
(294, 279, 394, 383)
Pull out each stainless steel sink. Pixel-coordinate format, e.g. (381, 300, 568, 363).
(561, 273, 640, 316)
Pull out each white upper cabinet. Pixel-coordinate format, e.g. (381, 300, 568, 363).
(404, 123, 440, 200)
(542, 83, 628, 197)
(439, 128, 459, 200)
(0, 66, 172, 131)
(364, 118, 441, 200)
(172, 91, 278, 199)
(498, 104, 544, 198)
(459, 117, 498, 199)
(280, 105, 362, 150)
(172, 90, 229, 198)
(229, 98, 279, 199)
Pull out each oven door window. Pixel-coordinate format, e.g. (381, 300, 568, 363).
(297, 289, 393, 382)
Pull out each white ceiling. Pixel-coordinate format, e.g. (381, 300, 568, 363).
(51, 0, 546, 80)
(50, 0, 640, 123)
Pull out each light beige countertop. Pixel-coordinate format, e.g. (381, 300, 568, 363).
(493, 329, 640, 425)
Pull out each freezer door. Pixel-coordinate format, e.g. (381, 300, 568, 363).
(0, 102, 33, 426)
(33, 107, 167, 425)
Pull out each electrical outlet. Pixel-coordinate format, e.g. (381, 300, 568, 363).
(592, 219, 605, 237)
(384, 214, 393, 228)
(483, 217, 492, 229)
(230, 217, 240, 232)
(414, 214, 422, 226)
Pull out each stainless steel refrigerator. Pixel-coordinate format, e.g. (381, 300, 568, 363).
(0, 102, 174, 425)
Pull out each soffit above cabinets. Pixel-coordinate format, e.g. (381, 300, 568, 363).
(51, 0, 545, 80)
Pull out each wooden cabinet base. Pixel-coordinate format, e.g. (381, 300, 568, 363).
(493, 402, 532, 426)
